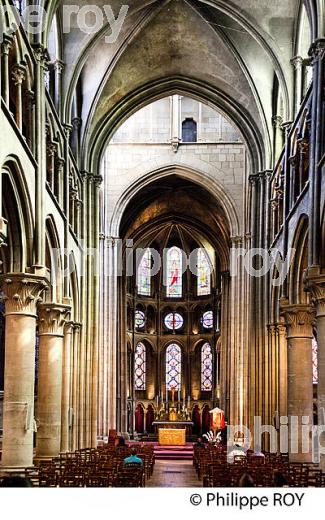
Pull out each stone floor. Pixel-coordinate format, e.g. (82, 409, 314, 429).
(147, 460, 202, 487)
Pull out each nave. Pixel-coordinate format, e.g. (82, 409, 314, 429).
(2, 440, 325, 488)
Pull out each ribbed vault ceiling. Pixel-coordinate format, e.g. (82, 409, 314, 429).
(51, 0, 303, 166)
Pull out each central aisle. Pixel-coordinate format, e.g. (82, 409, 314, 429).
(147, 460, 202, 487)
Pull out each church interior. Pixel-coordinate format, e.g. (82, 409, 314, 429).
(0, 0, 325, 488)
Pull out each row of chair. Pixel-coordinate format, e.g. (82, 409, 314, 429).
(23, 443, 155, 487)
(194, 445, 325, 487)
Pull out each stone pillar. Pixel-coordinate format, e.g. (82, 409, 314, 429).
(281, 302, 315, 461)
(308, 39, 325, 266)
(36, 304, 70, 459)
(106, 237, 119, 430)
(11, 64, 26, 131)
(72, 117, 82, 165)
(271, 115, 283, 163)
(56, 158, 65, 206)
(277, 323, 288, 420)
(72, 323, 81, 451)
(291, 56, 303, 115)
(24, 89, 35, 153)
(33, 45, 49, 268)
(53, 59, 64, 118)
(60, 320, 73, 453)
(1, 35, 13, 106)
(305, 270, 325, 468)
(0, 274, 48, 469)
(170, 94, 181, 152)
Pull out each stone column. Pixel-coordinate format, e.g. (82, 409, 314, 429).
(308, 39, 325, 266)
(1, 35, 13, 106)
(290, 56, 303, 115)
(56, 158, 65, 206)
(24, 89, 35, 153)
(72, 323, 81, 451)
(60, 320, 73, 453)
(33, 45, 49, 268)
(0, 274, 48, 469)
(277, 322, 288, 420)
(271, 115, 283, 163)
(281, 302, 315, 461)
(53, 59, 64, 118)
(71, 117, 82, 165)
(170, 94, 181, 152)
(305, 270, 325, 468)
(11, 64, 26, 131)
(36, 304, 70, 459)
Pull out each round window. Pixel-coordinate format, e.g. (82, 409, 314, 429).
(164, 312, 184, 331)
(135, 310, 145, 329)
(201, 311, 213, 329)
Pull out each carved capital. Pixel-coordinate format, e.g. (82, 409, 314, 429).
(0, 274, 49, 317)
(1, 34, 13, 55)
(276, 322, 287, 338)
(93, 174, 103, 188)
(24, 89, 35, 105)
(170, 137, 180, 153)
(290, 55, 303, 69)
(280, 302, 316, 339)
(38, 304, 71, 337)
(56, 157, 65, 173)
(53, 59, 65, 73)
(63, 124, 73, 139)
(268, 324, 277, 338)
(73, 323, 82, 334)
(249, 174, 259, 186)
(298, 138, 309, 154)
(64, 320, 74, 335)
(272, 115, 283, 129)
(72, 117, 82, 130)
(305, 272, 325, 318)
(47, 142, 57, 157)
(230, 235, 243, 247)
(281, 121, 293, 135)
(308, 38, 325, 64)
(33, 45, 50, 67)
(11, 64, 26, 85)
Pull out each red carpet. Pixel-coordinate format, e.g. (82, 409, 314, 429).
(153, 443, 194, 461)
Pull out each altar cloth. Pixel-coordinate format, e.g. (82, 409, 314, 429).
(158, 428, 186, 446)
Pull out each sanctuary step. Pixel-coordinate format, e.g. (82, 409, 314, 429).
(153, 443, 194, 461)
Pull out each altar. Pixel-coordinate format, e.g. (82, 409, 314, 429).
(152, 420, 194, 439)
(158, 428, 186, 445)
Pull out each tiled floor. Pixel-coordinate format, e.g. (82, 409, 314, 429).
(147, 460, 202, 487)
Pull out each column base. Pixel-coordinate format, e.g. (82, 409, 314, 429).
(33, 456, 55, 465)
(0, 465, 34, 477)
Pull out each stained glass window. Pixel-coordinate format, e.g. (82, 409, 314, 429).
(197, 248, 211, 296)
(166, 343, 181, 390)
(312, 337, 318, 384)
(166, 247, 182, 298)
(201, 342, 213, 391)
(135, 310, 145, 329)
(135, 342, 146, 390)
(201, 311, 213, 329)
(137, 248, 151, 296)
(164, 312, 184, 331)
